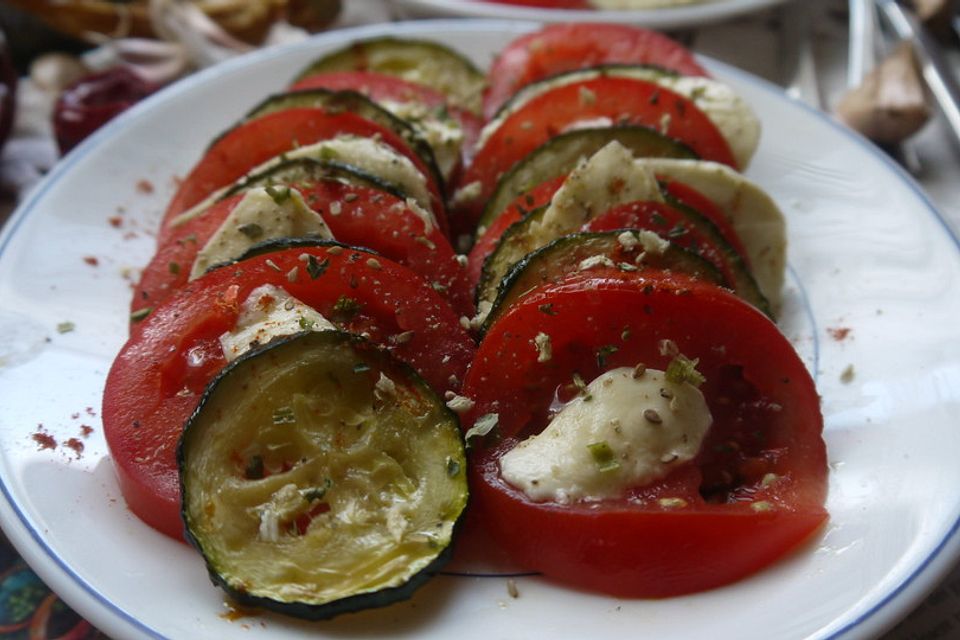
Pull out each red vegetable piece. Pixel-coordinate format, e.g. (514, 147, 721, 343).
(104, 246, 475, 540)
(461, 269, 827, 597)
(136, 180, 474, 318)
(160, 108, 447, 239)
(466, 174, 566, 291)
(53, 67, 155, 154)
(291, 70, 483, 156)
(582, 200, 738, 286)
(0, 29, 16, 155)
(662, 178, 750, 264)
(456, 76, 735, 235)
(484, 23, 709, 119)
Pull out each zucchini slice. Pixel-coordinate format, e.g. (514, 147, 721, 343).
(241, 89, 444, 191)
(481, 230, 726, 333)
(220, 157, 409, 204)
(180, 331, 468, 620)
(477, 201, 770, 318)
(474, 126, 697, 235)
(294, 37, 486, 114)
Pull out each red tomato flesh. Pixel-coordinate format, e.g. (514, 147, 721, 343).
(457, 76, 735, 235)
(161, 108, 446, 238)
(582, 201, 739, 287)
(104, 246, 475, 540)
(135, 179, 474, 319)
(484, 23, 709, 119)
(461, 269, 827, 597)
(466, 175, 566, 290)
(291, 70, 483, 157)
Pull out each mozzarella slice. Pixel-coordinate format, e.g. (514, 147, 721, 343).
(528, 141, 663, 246)
(378, 99, 465, 183)
(220, 285, 334, 362)
(172, 135, 436, 231)
(638, 158, 787, 312)
(190, 187, 333, 280)
(500, 367, 712, 504)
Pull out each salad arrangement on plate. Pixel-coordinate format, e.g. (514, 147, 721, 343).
(100, 22, 827, 621)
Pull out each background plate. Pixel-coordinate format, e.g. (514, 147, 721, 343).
(0, 19, 959, 640)
(393, 0, 790, 29)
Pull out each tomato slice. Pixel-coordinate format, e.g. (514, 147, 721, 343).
(104, 246, 475, 540)
(457, 77, 735, 236)
(466, 175, 566, 291)
(290, 70, 483, 155)
(467, 173, 745, 297)
(161, 108, 446, 237)
(582, 201, 739, 287)
(136, 180, 473, 319)
(484, 24, 709, 119)
(461, 269, 827, 597)
(662, 178, 750, 264)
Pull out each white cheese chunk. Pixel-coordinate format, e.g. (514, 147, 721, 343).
(638, 158, 787, 312)
(499, 367, 712, 503)
(219, 284, 334, 362)
(528, 141, 663, 246)
(378, 99, 465, 182)
(190, 187, 332, 280)
(171, 135, 437, 232)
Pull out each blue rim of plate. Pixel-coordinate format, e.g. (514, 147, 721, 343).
(0, 19, 958, 640)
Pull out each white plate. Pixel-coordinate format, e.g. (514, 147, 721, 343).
(394, 0, 789, 29)
(1, 19, 960, 640)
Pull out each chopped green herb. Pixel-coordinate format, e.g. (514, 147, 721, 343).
(587, 441, 620, 472)
(352, 362, 372, 374)
(56, 321, 75, 334)
(167, 262, 181, 275)
(237, 222, 264, 239)
(465, 413, 499, 447)
(538, 303, 557, 315)
(319, 146, 339, 161)
(264, 185, 291, 204)
(667, 224, 688, 238)
(130, 307, 152, 322)
(596, 344, 619, 368)
(272, 406, 297, 425)
(650, 212, 668, 227)
(332, 295, 362, 319)
(305, 255, 330, 279)
(298, 316, 314, 330)
(665, 355, 706, 387)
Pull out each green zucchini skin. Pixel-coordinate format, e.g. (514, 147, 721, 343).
(487, 63, 676, 123)
(475, 126, 698, 235)
(220, 156, 409, 204)
(481, 231, 726, 334)
(179, 331, 468, 620)
(477, 200, 770, 318)
(202, 238, 377, 277)
(293, 37, 486, 114)
(660, 194, 771, 317)
(242, 88, 445, 193)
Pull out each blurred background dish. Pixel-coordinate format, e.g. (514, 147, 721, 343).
(392, 0, 790, 28)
